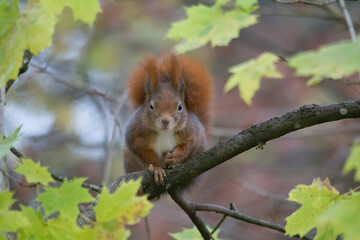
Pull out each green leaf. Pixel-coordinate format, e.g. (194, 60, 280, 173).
(95, 179, 152, 224)
(235, 0, 258, 12)
(0, 0, 100, 88)
(38, 0, 101, 25)
(15, 158, 53, 186)
(313, 225, 341, 240)
(318, 192, 360, 240)
(17, 206, 46, 239)
(17, 206, 80, 240)
(289, 38, 360, 85)
(0, 1, 57, 88)
(0, 191, 29, 232)
(224, 52, 282, 105)
(0, 0, 19, 36)
(90, 179, 152, 239)
(0, 191, 16, 210)
(37, 178, 94, 222)
(343, 142, 360, 181)
(169, 225, 224, 240)
(166, 1, 258, 53)
(285, 178, 345, 239)
(81, 225, 131, 240)
(0, 126, 21, 159)
(0, 209, 29, 232)
(43, 217, 80, 240)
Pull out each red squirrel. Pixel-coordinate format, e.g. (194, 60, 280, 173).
(123, 53, 212, 186)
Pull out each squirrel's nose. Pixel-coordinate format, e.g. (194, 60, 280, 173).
(161, 118, 170, 127)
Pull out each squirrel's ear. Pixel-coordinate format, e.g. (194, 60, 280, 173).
(169, 53, 180, 89)
(144, 56, 158, 94)
(178, 77, 185, 100)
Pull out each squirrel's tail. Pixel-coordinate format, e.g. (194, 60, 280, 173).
(127, 53, 213, 132)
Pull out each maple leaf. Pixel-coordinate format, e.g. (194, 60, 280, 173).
(319, 192, 360, 240)
(343, 141, 360, 181)
(166, 0, 258, 53)
(285, 178, 346, 239)
(85, 179, 153, 239)
(224, 52, 282, 105)
(289, 38, 360, 85)
(37, 178, 94, 223)
(0, 126, 21, 159)
(15, 158, 53, 186)
(0, 192, 29, 232)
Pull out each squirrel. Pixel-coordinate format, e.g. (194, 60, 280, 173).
(123, 53, 213, 187)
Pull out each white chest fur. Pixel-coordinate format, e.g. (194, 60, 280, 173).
(154, 130, 177, 160)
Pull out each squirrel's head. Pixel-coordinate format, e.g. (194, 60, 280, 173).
(142, 54, 187, 131)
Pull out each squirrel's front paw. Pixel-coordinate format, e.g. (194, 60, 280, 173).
(164, 151, 182, 169)
(148, 164, 166, 185)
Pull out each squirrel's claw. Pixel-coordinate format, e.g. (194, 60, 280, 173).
(164, 151, 181, 168)
(148, 164, 166, 185)
(136, 186, 146, 196)
(165, 163, 180, 169)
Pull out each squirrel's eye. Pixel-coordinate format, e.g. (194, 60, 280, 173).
(149, 102, 154, 110)
(177, 103, 183, 112)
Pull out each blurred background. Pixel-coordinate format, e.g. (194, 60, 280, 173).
(8, 0, 360, 239)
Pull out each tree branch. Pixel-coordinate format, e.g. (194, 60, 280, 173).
(6, 50, 33, 94)
(211, 202, 235, 234)
(9, 147, 103, 193)
(78, 100, 360, 234)
(169, 190, 213, 240)
(143, 100, 360, 199)
(274, 0, 336, 6)
(192, 202, 313, 240)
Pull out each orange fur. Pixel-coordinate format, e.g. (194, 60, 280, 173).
(127, 55, 158, 107)
(127, 53, 213, 132)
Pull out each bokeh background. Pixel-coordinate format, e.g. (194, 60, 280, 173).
(8, 0, 360, 239)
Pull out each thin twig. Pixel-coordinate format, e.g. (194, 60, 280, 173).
(344, 185, 360, 195)
(0, 86, 9, 193)
(102, 95, 127, 184)
(338, 0, 357, 41)
(9, 147, 103, 193)
(211, 213, 227, 235)
(30, 63, 118, 102)
(236, 181, 299, 207)
(102, 114, 118, 184)
(211, 203, 235, 234)
(79, 71, 111, 184)
(50, 173, 102, 193)
(107, 92, 127, 134)
(169, 189, 213, 240)
(192, 202, 313, 240)
(0, 167, 37, 188)
(337, 0, 360, 81)
(144, 216, 151, 240)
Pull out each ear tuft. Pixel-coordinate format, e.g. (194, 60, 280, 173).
(169, 53, 180, 89)
(144, 55, 158, 90)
